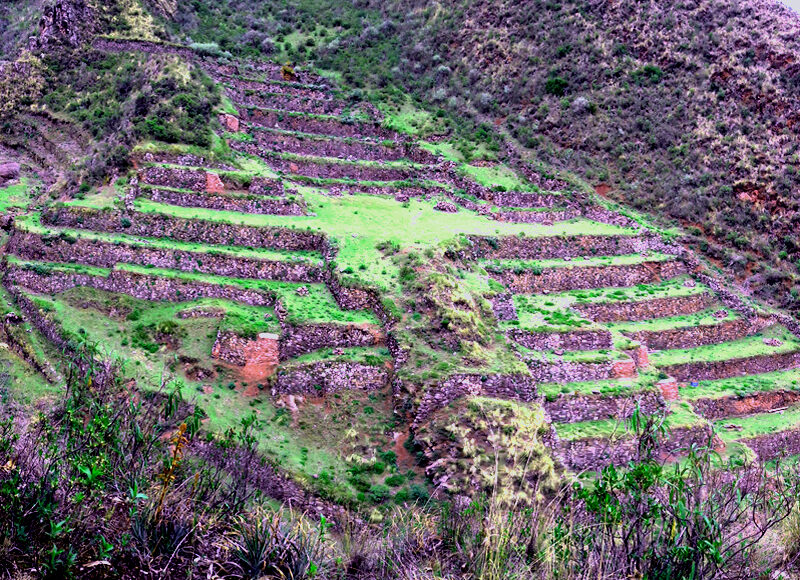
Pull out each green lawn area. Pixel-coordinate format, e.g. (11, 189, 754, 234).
(134, 190, 637, 294)
(462, 164, 533, 191)
(650, 325, 800, 366)
(501, 294, 593, 332)
(557, 401, 704, 441)
(0, 179, 33, 212)
(607, 308, 738, 333)
(569, 276, 709, 304)
(715, 403, 800, 443)
(680, 367, 800, 400)
(538, 375, 654, 398)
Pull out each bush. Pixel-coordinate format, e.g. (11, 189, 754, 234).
(544, 76, 568, 96)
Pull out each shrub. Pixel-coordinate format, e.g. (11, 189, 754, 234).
(544, 76, 568, 96)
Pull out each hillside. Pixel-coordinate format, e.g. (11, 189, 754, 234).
(2, 1, 800, 579)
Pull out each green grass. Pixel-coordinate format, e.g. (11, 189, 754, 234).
(557, 401, 704, 441)
(0, 348, 60, 406)
(0, 179, 33, 212)
(502, 294, 593, 331)
(134, 190, 637, 294)
(680, 367, 800, 400)
(284, 346, 392, 366)
(462, 164, 532, 191)
(538, 375, 656, 398)
(607, 308, 739, 333)
(650, 325, 800, 366)
(714, 403, 800, 443)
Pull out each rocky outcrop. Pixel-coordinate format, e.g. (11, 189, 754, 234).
(32, 0, 94, 49)
(0, 162, 20, 186)
(742, 428, 800, 462)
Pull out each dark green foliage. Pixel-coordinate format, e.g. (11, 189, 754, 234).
(544, 76, 568, 96)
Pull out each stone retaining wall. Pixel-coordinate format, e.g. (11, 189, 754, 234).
(41, 207, 327, 252)
(692, 389, 800, 420)
(743, 428, 800, 461)
(133, 151, 235, 171)
(245, 109, 398, 141)
(252, 130, 435, 164)
(493, 209, 581, 224)
(508, 328, 613, 351)
(662, 351, 800, 382)
(7, 230, 323, 283)
(467, 234, 651, 260)
(141, 166, 251, 193)
(274, 361, 389, 395)
(624, 317, 771, 351)
(264, 155, 415, 182)
(561, 425, 713, 471)
(413, 373, 538, 426)
(219, 76, 331, 99)
(492, 293, 517, 321)
(492, 192, 562, 208)
(279, 323, 383, 359)
(232, 90, 344, 116)
(573, 292, 716, 323)
(494, 260, 687, 294)
(545, 391, 664, 423)
(525, 359, 616, 383)
(142, 187, 305, 215)
(6, 266, 275, 307)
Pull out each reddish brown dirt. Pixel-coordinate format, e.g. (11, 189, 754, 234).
(238, 335, 279, 394)
(595, 183, 612, 196)
(611, 360, 637, 379)
(206, 172, 225, 194)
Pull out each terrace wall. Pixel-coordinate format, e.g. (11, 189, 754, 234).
(5, 266, 275, 307)
(41, 207, 327, 252)
(545, 391, 664, 423)
(494, 260, 687, 294)
(413, 373, 538, 426)
(493, 209, 581, 224)
(466, 234, 652, 261)
(508, 328, 613, 351)
(251, 131, 435, 164)
(279, 323, 383, 359)
(743, 429, 800, 461)
(264, 156, 415, 182)
(142, 188, 305, 215)
(245, 109, 398, 140)
(624, 317, 772, 351)
(525, 359, 617, 383)
(133, 151, 235, 171)
(692, 389, 800, 420)
(274, 361, 389, 395)
(492, 192, 561, 208)
(662, 351, 800, 382)
(231, 90, 343, 116)
(560, 425, 714, 471)
(8, 230, 323, 283)
(573, 292, 716, 322)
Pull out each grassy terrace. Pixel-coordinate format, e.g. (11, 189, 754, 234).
(649, 325, 800, 366)
(570, 276, 708, 304)
(263, 151, 430, 170)
(0, 179, 33, 212)
(607, 308, 738, 332)
(283, 345, 392, 367)
(556, 401, 704, 441)
(481, 252, 677, 272)
(8, 257, 378, 326)
(250, 126, 397, 147)
(287, 175, 450, 190)
(16, 213, 323, 263)
(501, 294, 593, 332)
(681, 368, 800, 400)
(461, 164, 537, 191)
(517, 345, 627, 363)
(714, 403, 800, 443)
(538, 376, 654, 398)
(241, 105, 371, 123)
(131, 191, 637, 294)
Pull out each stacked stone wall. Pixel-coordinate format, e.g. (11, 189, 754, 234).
(7, 230, 323, 283)
(661, 351, 800, 382)
(232, 90, 344, 116)
(413, 373, 538, 426)
(743, 428, 800, 461)
(264, 155, 415, 182)
(245, 109, 398, 140)
(493, 209, 581, 224)
(141, 187, 305, 215)
(509, 329, 613, 351)
(525, 359, 616, 383)
(274, 361, 389, 395)
(624, 317, 771, 351)
(41, 207, 326, 252)
(494, 260, 687, 294)
(492, 192, 561, 208)
(574, 292, 716, 322)
(133, 151, 235, 171)
(279, 323, 382, 359)
(251, 131, 435, 164)
(467, 234, 652, 261)
(545, 391, 664, 423)
(561, 425, 713, 471)
(6, 266, 275, 307)
(692, 389, 800, 420)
